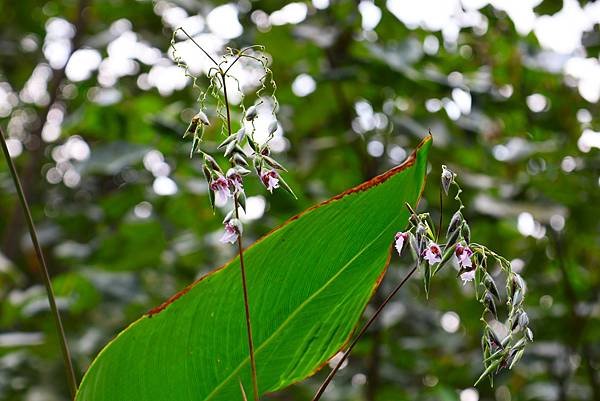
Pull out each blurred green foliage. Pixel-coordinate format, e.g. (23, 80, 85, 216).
(0, 1, 599, 401)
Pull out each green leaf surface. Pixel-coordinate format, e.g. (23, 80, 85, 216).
(76, 136, 431, 401)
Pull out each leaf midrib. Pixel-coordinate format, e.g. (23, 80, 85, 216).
(203, 215, 399, 401)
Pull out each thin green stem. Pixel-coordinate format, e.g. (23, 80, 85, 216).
(0, 128, 77, 399)
(311, 261, 419, 401)
(221, 73, 260, 401)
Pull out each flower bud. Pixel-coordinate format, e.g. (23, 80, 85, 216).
(525, 327, 534, 342)
(194, 110, 210, 126)
(484, 274, 500, 300)
(447, 211, 462, 236)
(461, 223, 471, 244)
(441, 165, 454, 195)
(245, 105, 257, 121)
(232, 153, 249, 167)
(518, 311, 529, 328)
(236, 127, 246, 142)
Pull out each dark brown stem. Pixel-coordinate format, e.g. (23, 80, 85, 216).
(178, 28, 219, 67)
(311, 262, 419, 401)
(2, 0, 90, 260)
(0, 128, 77, 399)
(221, 72, 259, 401)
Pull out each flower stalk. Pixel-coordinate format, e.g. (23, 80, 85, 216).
(0, 128, 78, 399)
(174, 29, 293, 401)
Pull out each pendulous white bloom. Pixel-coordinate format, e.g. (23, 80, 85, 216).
(460, 269, 476, 285)
(210, 175, 231, 203)
(423, 243, 442, 265)
(260, 169, 280, 193)
(220, 219, 240, 243)
(394, 232, 409, 256)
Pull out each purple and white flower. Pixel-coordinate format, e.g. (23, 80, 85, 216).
(394, 232, 409, 256)
(260, 169, 280, 193)
(455, 244, 473, 268)
(422, 243, 442, 265)
(226, 169, 244, 194)
(209, 175, 231, 203)
(220, 220, 240, 244)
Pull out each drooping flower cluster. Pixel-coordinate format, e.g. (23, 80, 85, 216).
(177, 43, 295, 244)
(393, 165, 532, 386)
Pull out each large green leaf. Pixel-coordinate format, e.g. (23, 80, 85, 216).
(76, 136, 431, 401)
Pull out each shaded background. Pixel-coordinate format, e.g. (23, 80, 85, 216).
(1, 0, 599, 400)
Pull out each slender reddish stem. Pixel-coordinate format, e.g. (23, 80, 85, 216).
(311, 262, 419, 401)
(0, 128, 77, 399)
(221, 72, 260, 401)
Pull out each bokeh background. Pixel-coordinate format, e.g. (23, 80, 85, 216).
(1, 0, 599, 400)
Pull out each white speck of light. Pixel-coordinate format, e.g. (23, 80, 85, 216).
(238, 196, 266, 222)
(291, 74, 316, 97)
(452, 88, 472, 115)
(517, 212, 535, 236)
(43, 18, 74, 69)
(425, 98, 442, 112)
(423, 35, 439, 55)
(352, 373, 367, 387)
(499, 84, 514, 98)
(359, 1, 382, 31)
(388, 146, 407, 162)
(64, 136, 90, 161)
(510, 258, 525, 273)
(564, 57, 600, 103)
(443, 99, 461, 121)
(207, 4, 243, 39)
(440, 311, 460, 333)
(5, 138, 22, 158)
(143, 150, 164, 172)
(63, 169, 81, 188)
(577, 129, 600, 152)
(517, 212, 546, 239)
(576, 109, 592, 123)
(526, 93, 547, 113)
(533, 0, 591, 55)
(270, 3, 308, 26)
(550, 214, 566, 231)
(460, 388, 479, 401)
(153, 176, 178, 196)
(66, 49, 102, 82)
(134, 201, 153, 219)
(367, 140, 384, 157)
(561, 156, 577, 172)
(312, 0, 330, 10)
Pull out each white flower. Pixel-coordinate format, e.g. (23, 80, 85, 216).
(460, 269, 476, 285)
(394, 232, 409, 256)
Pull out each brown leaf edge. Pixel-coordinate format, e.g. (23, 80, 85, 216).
(75, 134, 432, 399)
(146, 134, 431, 317)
